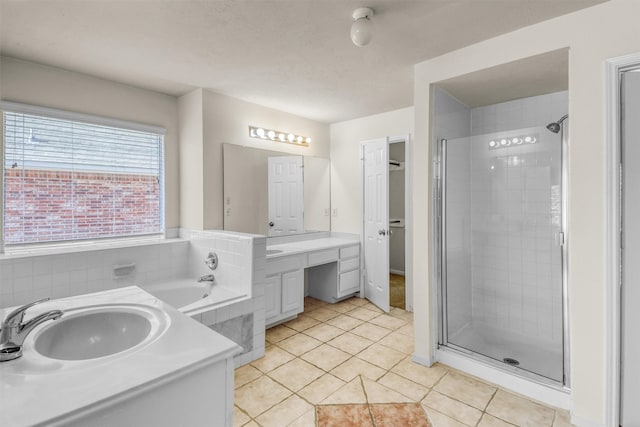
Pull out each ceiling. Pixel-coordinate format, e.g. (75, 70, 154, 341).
(0, 0, 605, 123)
(436, 48, 569, 108)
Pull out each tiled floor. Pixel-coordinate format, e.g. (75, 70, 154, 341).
(234, 297, 573, 427)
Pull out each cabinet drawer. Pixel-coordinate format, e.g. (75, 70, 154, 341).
(308, 248, 339, 266)
(340, 245, 359, 259)
(339, 269, 360, 294)
(339, 257, 359, 273)
(266, 255, 302, 276)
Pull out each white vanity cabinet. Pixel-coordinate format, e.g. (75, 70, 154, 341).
(308, 244, 360, 303)
(265, 254, 304, 326)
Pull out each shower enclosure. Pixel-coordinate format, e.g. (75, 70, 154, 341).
(436, 121, 567, 385)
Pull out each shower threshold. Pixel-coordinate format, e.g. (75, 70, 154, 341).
(435, 345, 570, 409)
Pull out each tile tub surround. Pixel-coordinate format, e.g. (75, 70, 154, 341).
(181, 229, 267, 367)
(0, 228, 267, 367)
(233, 297, 572, 427)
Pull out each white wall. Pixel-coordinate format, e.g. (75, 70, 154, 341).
(0, 57, 180, 234)
(179, 89, 330, 231)
(412, 1, 640, 424)
(330, 107, 414, 234)
(178, 89, 205, 231)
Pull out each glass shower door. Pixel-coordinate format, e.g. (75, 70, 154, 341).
(440, 126, 565, 383)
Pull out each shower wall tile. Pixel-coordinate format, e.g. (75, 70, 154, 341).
(468, 91, 567, 348)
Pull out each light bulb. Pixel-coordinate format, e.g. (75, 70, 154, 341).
(256, 128, 265, 138)
(305, 137, 311, 144)
(489, 141, 496, 148)
(278, 133, 285, 141)
(296, 136, 303, 143)
(287, 133, 295, 142)
(351, 8, 374, 47)
(267, 130, 276, 139)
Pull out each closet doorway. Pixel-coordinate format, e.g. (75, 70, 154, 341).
(361, 135, 411, 312)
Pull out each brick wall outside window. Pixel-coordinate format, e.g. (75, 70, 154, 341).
(4, 168, 161, 244)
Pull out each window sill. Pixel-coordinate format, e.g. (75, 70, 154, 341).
(0, 236, 186, 260)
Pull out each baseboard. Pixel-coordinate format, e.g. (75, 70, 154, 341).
(570, 414, 605, 427)
(411, 353, 434, 367)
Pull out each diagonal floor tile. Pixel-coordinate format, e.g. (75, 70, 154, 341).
(235, 364, 263, 388)
(306, 307, 341, 322)
(434, 371, 497, 411)
(266, 324, 297, 343)
(485, 389, 555, 427)
(368, 314, 407, 330)
(422, 390, 483, 426)
(391, 358, 448, 388)
(255, 394, 313, 427)
(348, 307, 382, 321)
(321, 377, 367, 404)
(303, 323, 344, 342)
(357, 343, 405, 370)
(298, 374, 346, 404)
(350, 322, 392, 341)
(362, 377, 414, 403)
(301, 343, 352, 371)
(234, 375, 292, 418)
(284, 315, 321, 332)
(251, 345, 296, 373)
(327, 332, 374, 355)
(277, 333, 322, 356)
(330, 356, 387, 382)
(325, 314, 364, 331)
(378, 372, 430, 401)
(268, 358, 325, 392)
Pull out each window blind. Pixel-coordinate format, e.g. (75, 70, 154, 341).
(3, 110, 164, 245)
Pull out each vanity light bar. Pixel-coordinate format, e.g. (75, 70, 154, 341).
(249, 126, 311, 147)
(488, 134, 538, 150)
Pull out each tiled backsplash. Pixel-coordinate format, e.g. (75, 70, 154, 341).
(0, 240, 189, 308)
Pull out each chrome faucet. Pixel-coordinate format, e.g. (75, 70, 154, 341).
(0, 298, 63, 362)
(198, 274, 215, 283)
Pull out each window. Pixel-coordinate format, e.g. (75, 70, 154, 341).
(3, 103, 165, 246)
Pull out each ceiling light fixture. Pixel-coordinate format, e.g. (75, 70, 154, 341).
(351, 7, 374, 47)
(249, 126, 310, 147)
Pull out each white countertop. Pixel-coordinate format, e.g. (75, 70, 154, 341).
(266, 235, 360, 259)
(0, 286, 241, 427)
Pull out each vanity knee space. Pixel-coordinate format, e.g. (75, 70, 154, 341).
(264, 237, 361, 328)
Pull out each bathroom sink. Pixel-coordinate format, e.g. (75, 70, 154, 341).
(266, 249, 283, 255)
(33, 305, 168, 361)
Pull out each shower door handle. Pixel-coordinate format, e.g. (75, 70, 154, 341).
(556, 231, 565, 246)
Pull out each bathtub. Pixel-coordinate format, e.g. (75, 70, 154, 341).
(141, 279, 248, 316)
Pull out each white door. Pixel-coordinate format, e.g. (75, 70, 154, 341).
(268, 156, 304, 236)
(363, 138, 390, 312)
(622, 70, 640, 426)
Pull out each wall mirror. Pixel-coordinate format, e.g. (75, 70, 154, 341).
(222, 143, 331, 236)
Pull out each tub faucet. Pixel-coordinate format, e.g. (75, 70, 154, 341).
(0, 297, 63, 362)
(198, 274, 215, 283)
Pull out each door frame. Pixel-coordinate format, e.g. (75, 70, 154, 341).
(605, 52, 640, 427)
(360, 134, 413, 311)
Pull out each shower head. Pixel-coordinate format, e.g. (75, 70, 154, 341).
(546, 114, 568, 134)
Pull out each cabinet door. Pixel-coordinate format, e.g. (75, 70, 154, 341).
(281, 269, 303, 314)
(265, 274, 281, 321)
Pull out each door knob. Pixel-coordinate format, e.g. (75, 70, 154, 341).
(378, 229, 386, 236)
(269, 221, 274, 227)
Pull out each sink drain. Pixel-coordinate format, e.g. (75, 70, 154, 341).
(503, 357, 520, 366)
